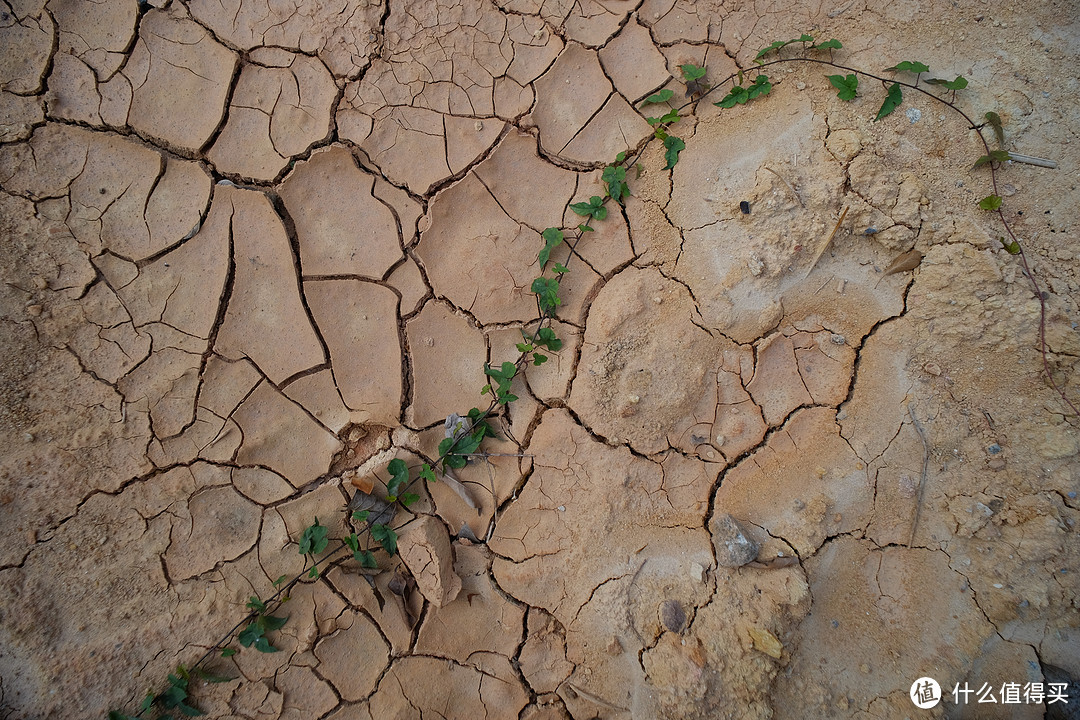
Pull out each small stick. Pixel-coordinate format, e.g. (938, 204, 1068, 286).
(764, 165, 805, 207)
(908, 405, 930, 548)
(804, 206, 848, 279)
(1006, 152, 1057, 169)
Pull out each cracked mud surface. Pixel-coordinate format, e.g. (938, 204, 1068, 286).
(1, 0, 1079, 718)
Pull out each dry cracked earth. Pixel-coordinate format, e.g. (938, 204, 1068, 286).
(1, 0, 1079, 718)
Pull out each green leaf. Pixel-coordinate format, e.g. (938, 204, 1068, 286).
(755, 39, 788, 61)
(370, 524, 398, 556)
(978, 195, 1003, 211)
(642, 88, 674, 104)
(972, 149, 1012, 169)
(578, 223, 593, 233)
(253, 636, 279, 653)
(307, 566, 319, 579)
(238, 622, 263, 647)
(925, 75, 967, 90)
(874, 83, 903, 121)
(272, 574, 287, 588)
(536, 327, 563, 351)
(715, 84, 749, 108)
(386, 457, 409, 500)
(259, 614, 288, 632)
(531, 277, 562, 316)
(538, 227, 564, 269)
(812, 38, 842, 50)
(221, 647, 237, 658)
(193, 667, 235, 684)
(533, 353, 548, 366)
(646, 108, 680, 126)
(420, 464, 437, 483)
(354, 548, 378, 568)
(601, 165, 630, 204)
(885, 60, 930, 74)
(826, 73, 858, 101)
(438, 436, 468, 469)
(999, 237, 1021, 255)
(108, 712, 138, 720)
(663, 135, 685, 170)
(680, 63, 706, 81)
(344, 533, 359, 552)
(298, 519, 329, 556)
(352, 509, 370, 523)
(747, 74, 772, 99)
(246, 596, 266, 613)
(141, 693, 155, 712)
(552, 263, 569, 274)
(400, 492, 420, 507)
(985, 111, 1005, 147)
(467, 407, 499, 439)
(615, 150, 626, 163)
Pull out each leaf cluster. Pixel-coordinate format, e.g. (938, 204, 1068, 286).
(715, 74, 772, 108)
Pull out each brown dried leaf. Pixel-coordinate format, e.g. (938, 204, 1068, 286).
(347, 490, 396, 526)
(348, 472, 375, 494)
(874, 249, 924, 288)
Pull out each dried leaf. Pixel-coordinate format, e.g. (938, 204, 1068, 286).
(348, 472, 375, 494)
(749, 627, 783, 658)
(874, 249, 924, 288)
(439, 467, 480, 514)
(347, 490, 396, 526)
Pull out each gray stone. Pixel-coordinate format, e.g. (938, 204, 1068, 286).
(710, 514, 760, 568)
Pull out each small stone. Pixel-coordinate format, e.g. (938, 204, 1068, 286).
(689, 562, 705, 582)
(660, 599, 686, 633)
(25, 304, 42, 316)
(715, 435, 726, 447)
(988, 458, 1007, 471)
(987, 443, 1002, 454)
(924, 362, 942, 376)
(830, 334, 845, 345)
(606, 636, 622, 655)
(710, 514, 760, 568)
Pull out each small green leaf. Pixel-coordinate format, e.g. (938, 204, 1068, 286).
(663, 135, 685, 170)
(352, 509, 370, 523)
(193, 667, 235, 684)
(999, 237, 1021, 255)
(259, 614, 288, 632)
(680, 63, 706, 81)
(298, 519, 329, 556)
(386, 457, 409, 499)
(141, 693, 155, 712)
(354, 548, 378, 568)
(344, 533, 359, 552)
(826, 73, 858, 101)
(109, 711, 138, 720)
(601, 165, 630, 204)
(552, 263, 569, 274)
(536, 327, 563, 351)
(885, 60, 930, 74)
(715, 85, 749, 109)
(646, 108, 680, 126)
(925, 75, 967, 90)
(812, 38, 842, 50)
(642, 88, 674, 104)
(972, 150, 1012, 169)
(253, 636, 279, 653)
(272, 574, 287, 588)
(531, 277, 562, 316)
(538, 227, 564, 269)
(307, 566, 319, 579)
(578, 223, 593, 233)
(615, 150, 626, 163)
(985, 111, 1005, 147)
(370, 524, 398, 556)
(221, 647, 237, 658)
(400, 492, 420, 507)
(246, 596, 266, 613)
(238, 623, 263, 647)
(747, 74, 772, 99)
(978, 194, 1003, 211)
(420, 464, 437, 483)
(755, 39, 788, 61)
(533, 353, 548, 366)
(874, 82, 903, 121)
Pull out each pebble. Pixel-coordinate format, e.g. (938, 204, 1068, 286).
(710, 514, 760, 568)
(987, 443, 1002, 455)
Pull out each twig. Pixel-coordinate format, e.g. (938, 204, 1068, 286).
(764, 165, 805, 207)
(1006, 152, 1057, 169)
(908, 405, 930, 548)
(804, 206, 848, 279)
